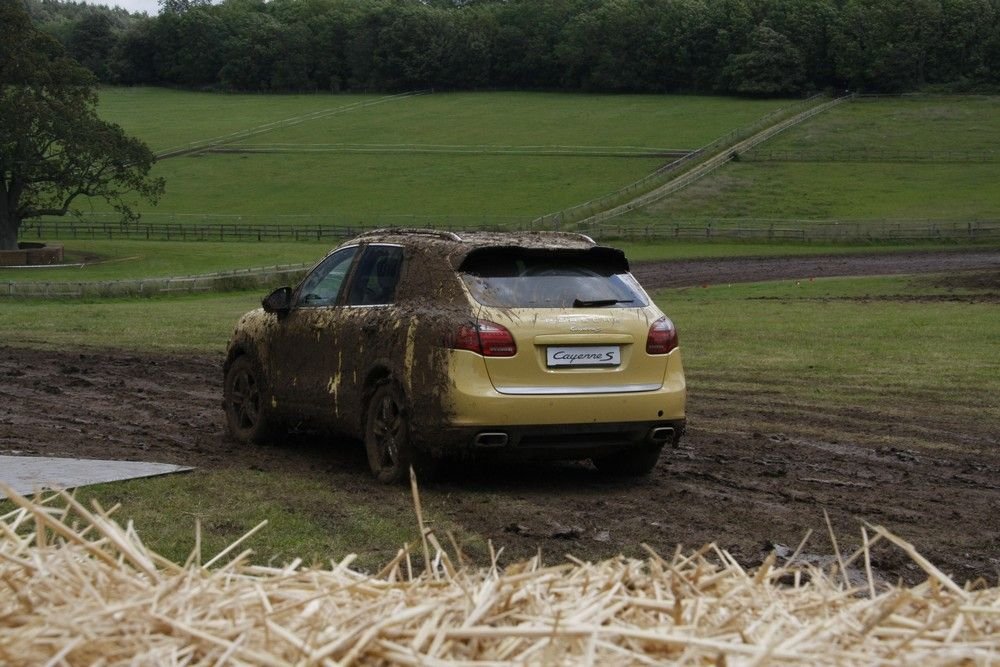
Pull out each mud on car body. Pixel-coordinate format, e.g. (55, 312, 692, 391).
(224, 229, 686, 483)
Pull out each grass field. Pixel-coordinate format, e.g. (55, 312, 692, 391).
(34, 91, 998, 240)
(754, 96, 1000, 155)
(152, 152, 665, 218)
(621, 96, 1000, 227)
(81, 89, 790, 224)
(97, 88, 382, 153)
(224, 92, 782, 150)
(662, 276, 1000, 412)
(623, 162, 1000, 222)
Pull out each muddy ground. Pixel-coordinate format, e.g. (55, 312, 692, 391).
(2, 249, 998, 584)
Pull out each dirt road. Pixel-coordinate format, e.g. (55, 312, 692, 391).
(633, 248, 1000, 289)
(2, 249, 998, 583)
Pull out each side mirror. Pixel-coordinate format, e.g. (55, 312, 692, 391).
(262, 287, 292, 315)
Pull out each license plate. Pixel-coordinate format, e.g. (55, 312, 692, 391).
(547, 346, 621, 367)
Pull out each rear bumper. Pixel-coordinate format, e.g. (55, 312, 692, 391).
(432, 347, 686, 423)
(426, 419, 686, 460)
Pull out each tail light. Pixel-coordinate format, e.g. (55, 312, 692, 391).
(451, 320, 517, 357)
(646, 316, 678, 355)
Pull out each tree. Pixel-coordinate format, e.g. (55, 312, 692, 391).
(723, 24, 806, 95)
(67, 11, 116, 81)
(0, 0, 163, 251)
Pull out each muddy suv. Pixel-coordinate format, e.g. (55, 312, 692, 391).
(224, 229, 686, 482)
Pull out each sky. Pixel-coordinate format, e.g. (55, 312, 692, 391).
(101, 0, 161, 16)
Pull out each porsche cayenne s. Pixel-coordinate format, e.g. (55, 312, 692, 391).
(223, 229, 686, 483)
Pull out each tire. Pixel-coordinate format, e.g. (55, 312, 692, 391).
(592, 444, 663, 477)
(364, 381, 424, 484)
(223, 355, 281, 445)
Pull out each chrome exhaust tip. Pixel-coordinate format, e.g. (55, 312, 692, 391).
(474, 432, 509, 448)
(649, 427, 675, 444)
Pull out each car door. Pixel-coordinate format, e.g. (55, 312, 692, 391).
(268, 243, 406, 434)
(268, 245, 359, 423)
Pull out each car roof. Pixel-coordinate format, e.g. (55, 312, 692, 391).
(341, 228, 604, 268)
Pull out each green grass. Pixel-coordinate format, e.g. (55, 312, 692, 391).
(62, 469, 461, 571)
(758, 96, 1000, 155)
(149, 152, 664, 219)
(619, 96, 1000, 227)
(0, 292, 259, 352)
(81, 89, 790, 224)
(660, 274, 1000, 411)
(79, 92, 1000, 242)
(98, 88, 381, 152)
(626, 161, 1000, 222)
(230, 91, 784, 150)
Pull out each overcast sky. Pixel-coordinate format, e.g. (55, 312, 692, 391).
(102, 0, 161, 16)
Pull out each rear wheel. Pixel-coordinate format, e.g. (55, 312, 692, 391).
(365, 382, 415, 484)
(592, 444, 663, 477)
(364, 381, 439, 484)
(223, 355, 281, 444)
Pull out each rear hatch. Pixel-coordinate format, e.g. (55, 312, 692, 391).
(458, 247, 668, 395)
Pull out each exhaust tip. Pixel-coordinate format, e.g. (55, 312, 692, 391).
(649, 427, 675, 445)
(474, 432, 509, 448)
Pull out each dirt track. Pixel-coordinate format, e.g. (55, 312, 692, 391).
(633, 248, 1000, 289)
(2, 249, 998, 583)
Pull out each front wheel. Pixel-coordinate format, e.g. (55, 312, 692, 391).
(223, 355, 281, 444)
(592, 444, 663, 477)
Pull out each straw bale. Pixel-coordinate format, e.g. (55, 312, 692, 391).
(1, 485, 998, 666)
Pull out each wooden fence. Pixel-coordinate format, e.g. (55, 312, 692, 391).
(19, 218, 1000, 244)
(582, 219, 1000, 242)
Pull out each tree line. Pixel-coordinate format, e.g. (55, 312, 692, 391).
(24, 0, 1000, 95)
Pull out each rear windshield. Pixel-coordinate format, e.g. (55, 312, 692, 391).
(459, 247, 649, 308)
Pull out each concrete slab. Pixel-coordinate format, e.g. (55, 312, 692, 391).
(0, 455, 192, 499)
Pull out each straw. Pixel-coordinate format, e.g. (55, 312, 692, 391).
(1, 483, 997, 666)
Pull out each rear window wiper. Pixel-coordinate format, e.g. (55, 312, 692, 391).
(573, 298, 634, 308)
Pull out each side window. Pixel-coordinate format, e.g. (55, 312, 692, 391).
(346, 245, 404, 306)
(296, 246, 358, 307)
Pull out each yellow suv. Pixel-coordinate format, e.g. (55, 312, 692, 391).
(224, 229, 685, 482)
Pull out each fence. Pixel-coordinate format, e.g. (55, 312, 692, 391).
(584, 219, 1000, 242)
(1, 264, 311, 299)
(16, 217, 1000, 248)
(22, 216, 528, 242)
(6, 220, 997, 299)
(746, 149, 1000, 163)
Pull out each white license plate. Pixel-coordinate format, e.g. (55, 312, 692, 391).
(547, 346, 621, 367)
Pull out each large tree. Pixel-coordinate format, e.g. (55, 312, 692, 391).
(0, 0, 163, 251)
